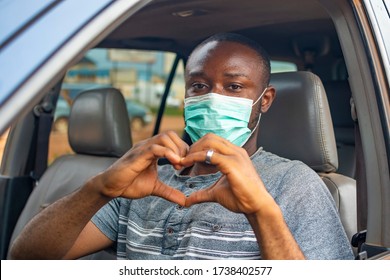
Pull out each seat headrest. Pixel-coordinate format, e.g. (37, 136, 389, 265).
(68, 87, 132, 157)
(323, 80, 355, 145)
(257, 71, 338, 173)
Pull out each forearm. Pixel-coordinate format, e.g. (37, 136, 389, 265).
(9, 177, 111, 260)
(246, 200, 305, 260)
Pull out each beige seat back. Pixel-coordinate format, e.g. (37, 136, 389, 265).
(8, 87, 132, 259)
(257, 72, 357, 245)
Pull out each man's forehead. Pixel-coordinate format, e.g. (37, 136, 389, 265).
(186, 41, 262, 76)
(188, 41, 256, 62)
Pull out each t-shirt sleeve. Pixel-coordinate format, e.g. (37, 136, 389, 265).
(91, 198, 121, 242)
(276, 162, 354, 260)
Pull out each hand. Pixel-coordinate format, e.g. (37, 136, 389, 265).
(94, 131, 188, 206)
(181, 133, 273, 214)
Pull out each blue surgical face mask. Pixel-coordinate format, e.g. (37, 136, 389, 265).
(184, 88, 267, 147)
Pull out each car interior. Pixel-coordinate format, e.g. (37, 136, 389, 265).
(2, 0, 388, 259)
(258, 71, 357, 245)
(8, 88, 132, 259)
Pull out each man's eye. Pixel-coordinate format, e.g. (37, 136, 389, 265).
(192, 83, 207, 90)
(228, 84, 243, 91)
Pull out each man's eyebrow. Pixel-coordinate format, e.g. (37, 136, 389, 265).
(187, 71, 251, 79)
(187, 71, 206, 78)
(224, 72, 250, 79)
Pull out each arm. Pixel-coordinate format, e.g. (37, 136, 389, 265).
(245, 201, 304, 259)
(10, 180, 112, 260)
(10, 131, 188, 260)
(183, 134, 305, 260)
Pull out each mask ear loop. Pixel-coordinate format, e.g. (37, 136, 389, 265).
(252, 86, 268, 107)
(246, 87, 268, 140)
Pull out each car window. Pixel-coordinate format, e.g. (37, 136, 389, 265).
(158, 59, 185, 138)
(48, 48, 184, 164)
(270, 61, 297, 73)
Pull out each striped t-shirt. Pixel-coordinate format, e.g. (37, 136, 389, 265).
(91, 148, 354, 260)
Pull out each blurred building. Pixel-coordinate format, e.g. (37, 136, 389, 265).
(62, 49, 184, 108)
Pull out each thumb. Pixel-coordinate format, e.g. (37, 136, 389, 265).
(185, 188, 215, 207)
(152, 181, 186, 206)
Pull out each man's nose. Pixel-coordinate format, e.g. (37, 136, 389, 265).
(210, 84, 224, 94)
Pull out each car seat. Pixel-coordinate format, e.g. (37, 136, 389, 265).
(8, 87, 132, 259)
(323, 80, 356, 178)
(257, 71, 357, 246)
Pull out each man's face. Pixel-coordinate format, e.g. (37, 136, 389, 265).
(185, 41, 265, 127)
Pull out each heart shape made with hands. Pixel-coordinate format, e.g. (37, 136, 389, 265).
(153, 151, 261, 215)
(149, 149, 220, 207)
(112, 132, 263, 214)
(156, 145, 266, 214)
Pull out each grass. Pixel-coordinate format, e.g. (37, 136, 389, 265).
(151, 106, 183, 116)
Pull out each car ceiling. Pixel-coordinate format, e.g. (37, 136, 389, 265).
(98, 0, 340, 62)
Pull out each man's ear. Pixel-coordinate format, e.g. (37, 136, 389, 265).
(260, 86, 276, 113)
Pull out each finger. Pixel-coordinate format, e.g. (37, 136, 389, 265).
(153, 133, 182, 158)
(164, 130, 189, 157)
(127, 144, 181, 174)
(188, 133, 240, 156)
(142, 144, 181, 167)
(173, 164, 184, 170)
(154, 131, 189, 158)
(185, 188, 215, 207)
(181, 149, 225, 169)
(181, 150, 246, 180)
(152, 181, 186, 206)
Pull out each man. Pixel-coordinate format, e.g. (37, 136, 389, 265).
(10, 33, 354, 260)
